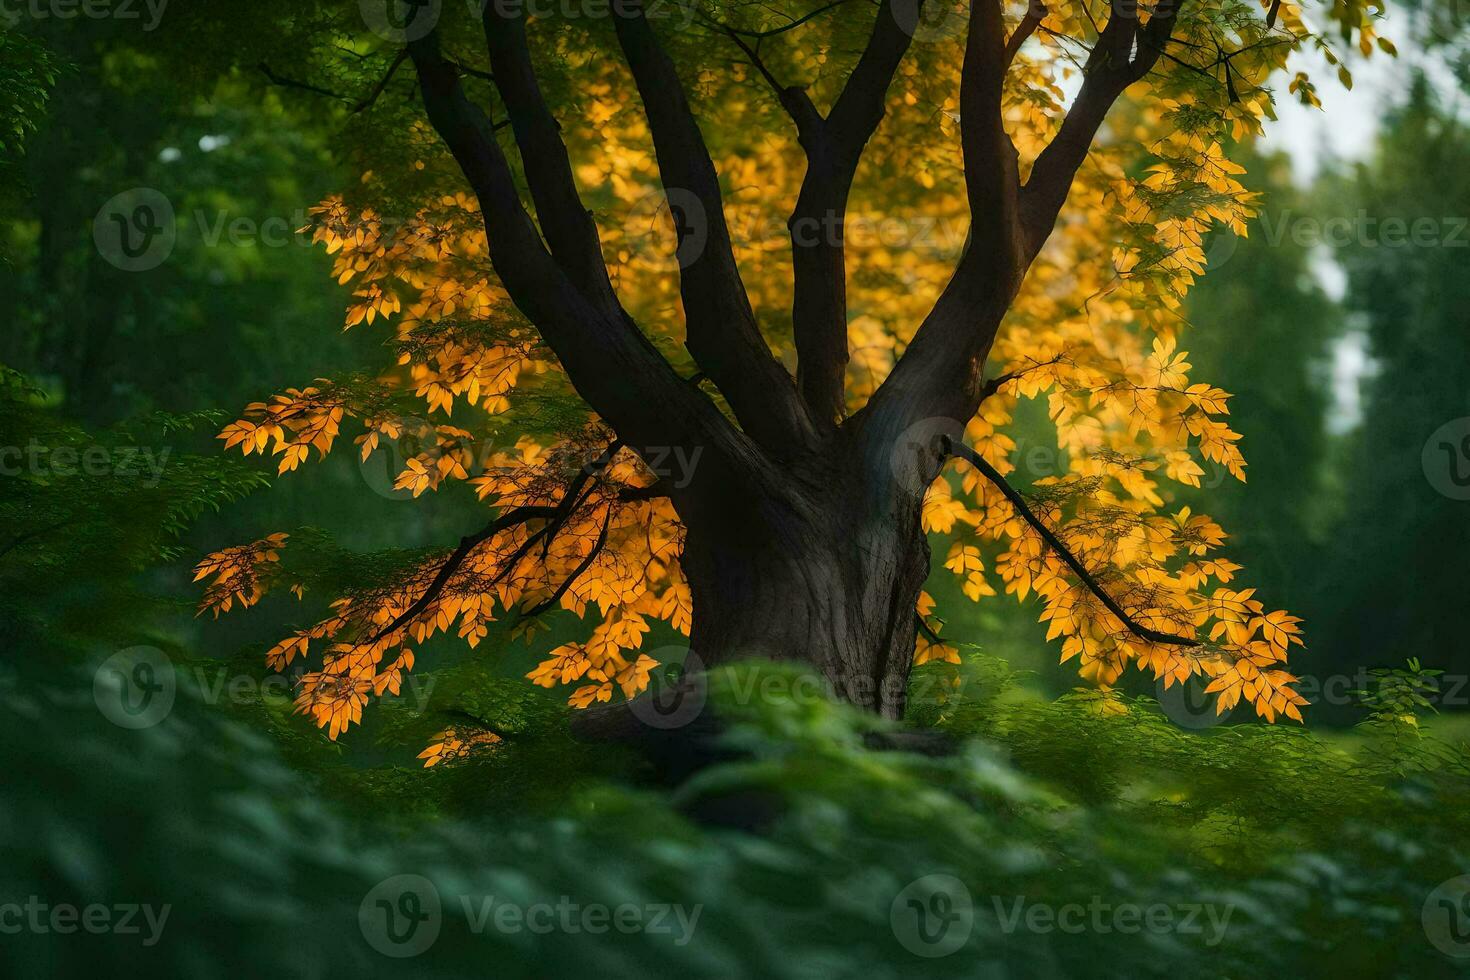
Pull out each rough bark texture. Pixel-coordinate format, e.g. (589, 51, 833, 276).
(675, 437, 932, 719)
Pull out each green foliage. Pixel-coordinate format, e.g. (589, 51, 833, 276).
(0, 27, 58, 196)
(0, 365, 270, 641)
(7, 647, 1469, 977)
(1311, 77, 1470, 686)
(1355, 658, 1445, 720)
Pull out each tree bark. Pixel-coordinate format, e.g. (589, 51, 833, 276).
(674, 437, 931, 720)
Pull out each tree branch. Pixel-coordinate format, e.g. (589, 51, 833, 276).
(787, 0, 921, 425)
(353, 48, 409, 113)
(1004, 0, 1046, 70)
(0, 517, 75, 563)
(861, 0, 1182, 450)
(368, 502, 559, 643)
(371, 439, 624, 642)
(613, 0, 817, 451)
(720, 0, 853, 40)
(258, 62, 356, 105)
(915, 613, 943, 644)
(481, 7, 621, 314)
(855, 0, 1024, 440)
(942, 436, 1200, 648)
(1019, 0, 1183, 259)
(406, 23, 734, 462)
(518, 511, 613, 619)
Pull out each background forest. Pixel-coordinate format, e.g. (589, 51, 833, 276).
(2, 1, 1470, 977)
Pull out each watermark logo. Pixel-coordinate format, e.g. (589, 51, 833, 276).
(891, 874, 973, 957)
(358, 877, 701, 957)
(889, 416, 966, 494)
(892, 0, 967, 43)
(1155, 674, 1235, 730)
(93, 646, 175, 729)
(360, 0, 441, 42)
(1424, 875, 1470, 958)
(357, 415, 434, 501)
(460, 895, 701, 942)
(94, 188, 175, 272)
(1204, 226, 1240, 270)
(1423, 418, 1470, 500)
(993, 895, 1233, 946)
(360, 874, 443, 958)
(628, 649, 708, 730)
(625, 187, 708, 272)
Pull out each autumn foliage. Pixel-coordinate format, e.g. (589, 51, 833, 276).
(192, 0, 1392, 750)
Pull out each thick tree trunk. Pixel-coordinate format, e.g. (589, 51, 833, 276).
(676, 442, 932, 720)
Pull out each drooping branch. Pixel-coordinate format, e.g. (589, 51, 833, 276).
(481, 8, 621, 314)
(0, 517, 76, 563)
(370, 439, 624, 642)
(1019, 0, 1183, 259)
(406, 23, 735, 461)
(942, 436, 1200, 648)
(258, 62, 356, 105)
(367, 502, 557, 644)
(612, 0, 817, 452)
(518, 512, 613, 619)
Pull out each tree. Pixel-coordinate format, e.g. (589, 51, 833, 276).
(0, 20, 355, 425)
(192, 0, 1388, 742)
(1313, 75, 1470, 685)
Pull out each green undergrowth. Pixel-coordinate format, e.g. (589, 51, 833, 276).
(7, 639, 1469, 978)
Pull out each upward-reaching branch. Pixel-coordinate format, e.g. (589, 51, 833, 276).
(481, 7, 621, 315)
(613, 1, 818, 452)
(857, 0, 1023, 435)
(862, 0, 1183, 444)
(783, 0, 920, 425)
(1020, 0, 1183, 258)
(405, 24, 733, 465)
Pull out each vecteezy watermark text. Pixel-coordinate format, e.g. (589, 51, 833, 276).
(93, 646, 437, 730)
(890, 876, 1235, 959)
(0, 0, 167, 30)
(358, 874, 700, 958)
(992, 896, 1234, 947)
(0, 442, 170, 486)
(0, 897, 170, 946)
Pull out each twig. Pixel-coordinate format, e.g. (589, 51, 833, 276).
(257, 62, 355, 104)
(519, 513, 612, 619)
(713, 0, 852, 40)
(941, 436, 1200, 648)
(368, 439, 624, 642)
(1004, 1, 1047, 70)
(0, 517, 76, 563)
(353, 48, 409, 113)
